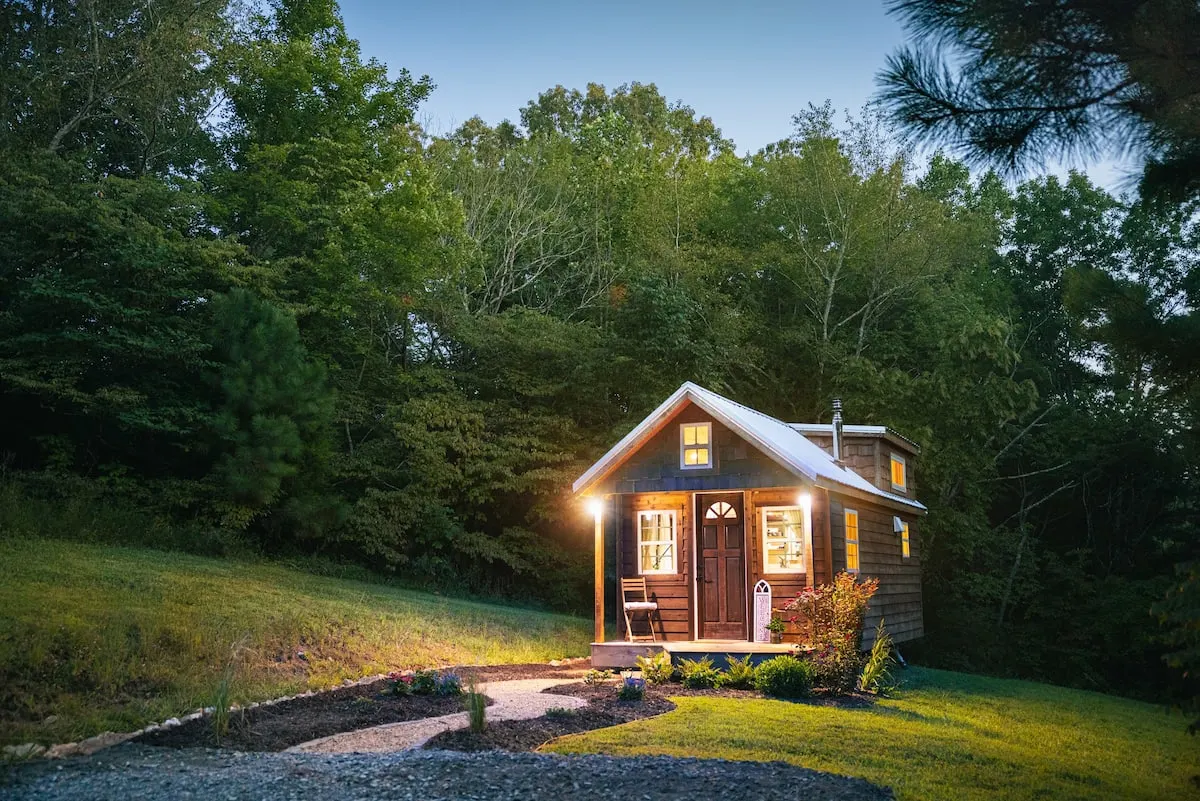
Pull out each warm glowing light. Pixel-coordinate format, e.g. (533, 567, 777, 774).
(797, 492, 812, 508)
(586, 497, 604, 518)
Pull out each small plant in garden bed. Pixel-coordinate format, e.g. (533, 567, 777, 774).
(617, 675, 646, 701)
(720, 654, 757, 690)
(678, 656, 722, 690)
(583, 668, 614, 686)
(635, 651, 675, 684)
(545, 706, 577, 719)
(754, 655, 814, 699)
(858, 619, 897, 695)
(465, 677, 486, 733)
(411, 669, 439, 695)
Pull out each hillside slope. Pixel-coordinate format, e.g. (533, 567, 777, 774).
(0, 537, 589, 747)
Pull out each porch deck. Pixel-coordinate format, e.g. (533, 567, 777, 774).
(591, 639, 801, 670)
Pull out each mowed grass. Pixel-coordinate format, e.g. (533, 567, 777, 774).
(546, 666, 1198, 801)
(0, 537, 589, 747)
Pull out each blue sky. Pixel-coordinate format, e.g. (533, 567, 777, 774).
(338, 0, 1130, 190)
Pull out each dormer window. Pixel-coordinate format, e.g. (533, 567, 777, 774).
(680, 422, 712, 469)
(890, 453, 907, 492)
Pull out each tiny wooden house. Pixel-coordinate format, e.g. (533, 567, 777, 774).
(575, 383, 926, 668)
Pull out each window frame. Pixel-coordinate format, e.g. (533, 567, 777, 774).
(679, 422, 713, 470)
(844, 508, 860, 574)
(890, 453, 907, 492)
(760, 505, 807, 575)
(636, 509, 678, 576)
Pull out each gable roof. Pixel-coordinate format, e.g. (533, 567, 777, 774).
(573, 382, 926, 514)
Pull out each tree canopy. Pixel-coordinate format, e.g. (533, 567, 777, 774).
(0, 0, 1194, 707)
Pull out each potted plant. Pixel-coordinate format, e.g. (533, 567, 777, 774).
(767, 615, 787, 644)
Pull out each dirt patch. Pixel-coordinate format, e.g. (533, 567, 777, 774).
(424, 682, 673, 752)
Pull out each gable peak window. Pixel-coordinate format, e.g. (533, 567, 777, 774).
(680, 422, 712, 469)
(890, 453, 907, 492)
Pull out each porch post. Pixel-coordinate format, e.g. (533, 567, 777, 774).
(593, 497, 604, 642)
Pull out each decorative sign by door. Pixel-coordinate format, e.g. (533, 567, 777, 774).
(753, 580, 772, 643)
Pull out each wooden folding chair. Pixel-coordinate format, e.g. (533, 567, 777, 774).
(621, 577, 659, 642)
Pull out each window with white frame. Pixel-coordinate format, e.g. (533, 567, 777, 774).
(762, 506, 807, 573)
(844, 509, 860, 573)
(637, 510, 677, 574)
(890, 453, 907, 492)
(679, 422, 712, 469)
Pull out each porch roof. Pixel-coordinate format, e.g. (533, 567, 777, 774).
(573, 382, 927, 514)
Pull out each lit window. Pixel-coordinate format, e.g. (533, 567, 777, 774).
(844, 509, 860, 573)
(890, 454, 907, 491)
(900, 520, 911, 559)
(637, 510, 677, 574)
(705, 501, 737, 519)
(762, 506, 807, 573)
(680, 422, 712, 469)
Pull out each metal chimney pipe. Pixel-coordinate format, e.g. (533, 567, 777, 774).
(832, 398, 845, 465)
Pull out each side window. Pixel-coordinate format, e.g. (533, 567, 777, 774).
(890, 453, 907, 492)
(900, 520, 911, 559)
(637, 510, 677, 574)
(844, 509, 860, 573)
(680, 422, 713, 469)
(762, 506, 806, 573)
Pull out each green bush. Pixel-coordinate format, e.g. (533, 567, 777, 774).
(754, 655, 814, 699)
(720, 654, 757, 690)
(583, 668, 613, 686)
(410, 669, 439, 695)
(635, 651, 676, 684)
(678, 656, 722, 689)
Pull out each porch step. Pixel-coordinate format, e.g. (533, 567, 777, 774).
(591, 639, 801, 670)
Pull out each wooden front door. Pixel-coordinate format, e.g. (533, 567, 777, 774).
(696, 493, 746, 639)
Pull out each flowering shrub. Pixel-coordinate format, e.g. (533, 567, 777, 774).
(435, 671, 463, 696)
(387, 671, 414, 696)
(396, 669, 462, 696)
(617, 675, 646, 700)
(786, 572, 879, 692)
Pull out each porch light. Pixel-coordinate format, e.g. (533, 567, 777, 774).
(797, 491, 812, 508)
(586, 497, 604, 518)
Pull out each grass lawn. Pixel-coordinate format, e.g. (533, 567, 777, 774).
(546, 666, 1198, 801)
(0, 537, 590, 747)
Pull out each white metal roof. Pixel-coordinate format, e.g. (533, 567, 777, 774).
(787, 423, 922, 454)
(573, 382, 926, 514)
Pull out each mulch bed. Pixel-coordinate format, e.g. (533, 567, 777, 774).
(424, 682, 676, 753)
(134, 660, 588, 752)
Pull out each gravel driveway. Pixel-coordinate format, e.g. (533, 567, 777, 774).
(1, 743, 893, 800)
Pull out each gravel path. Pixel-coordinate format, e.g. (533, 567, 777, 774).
(0, 744, 894, 800)
(288, 679, 588, 754)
